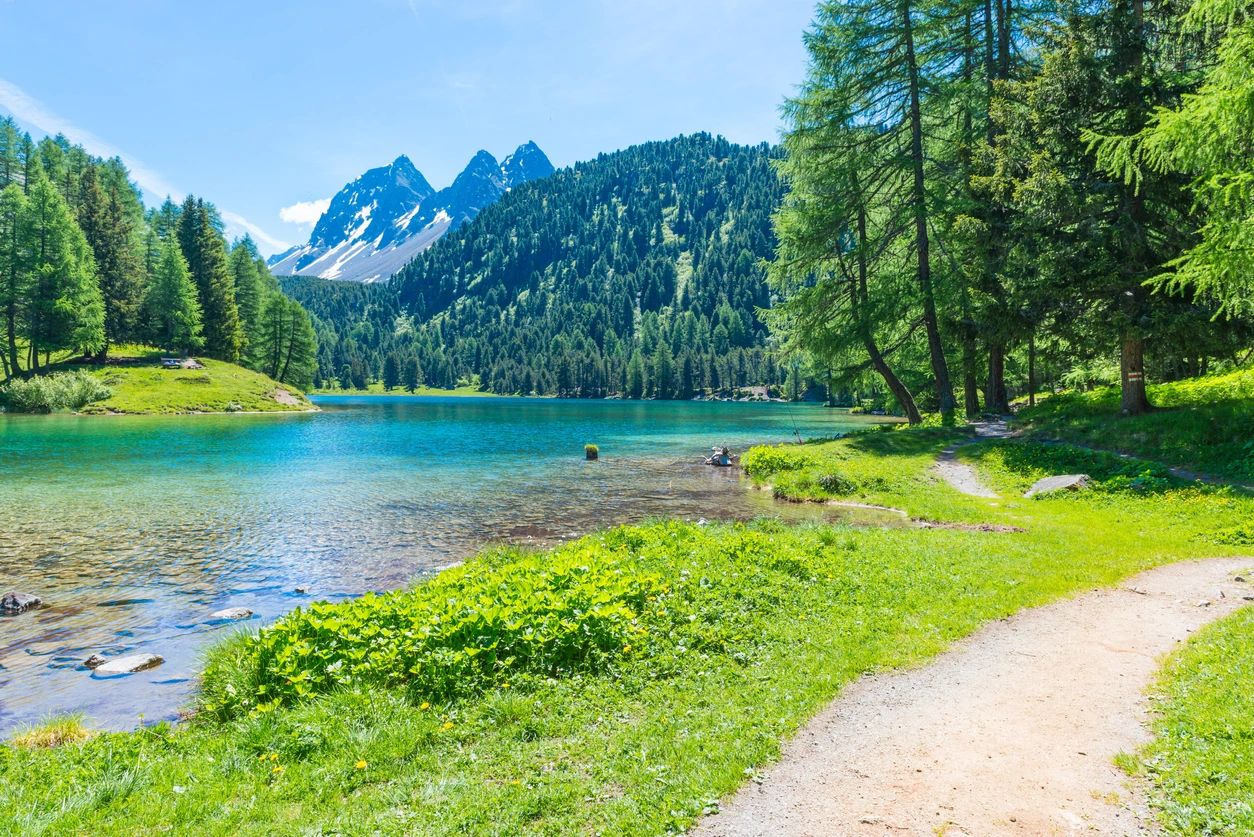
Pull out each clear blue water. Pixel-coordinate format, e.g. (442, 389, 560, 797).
(0, 396, 889, 734)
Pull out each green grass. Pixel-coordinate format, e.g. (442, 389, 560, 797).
(1018, 368, 1254, 483)
(3, 424, 1251, 835)
(1120, 606, 1254, 835)
(41, 345, 315, 415)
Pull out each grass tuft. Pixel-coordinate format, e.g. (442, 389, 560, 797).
(9, 716, 97, 750)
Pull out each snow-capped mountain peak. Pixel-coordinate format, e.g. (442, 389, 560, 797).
(270, 142, 554, 283)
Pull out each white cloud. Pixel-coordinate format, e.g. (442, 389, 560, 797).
(0, 77, 290, 254)
(0, 77, 181, 200)
(220, 210, 291, 252)
(279, 197, 331, 226)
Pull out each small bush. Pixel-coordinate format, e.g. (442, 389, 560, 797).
(0, 371, 111, 413)
(741, 445, 814, 477)
(816, 471, 857, 494)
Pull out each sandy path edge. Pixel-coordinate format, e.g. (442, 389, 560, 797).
(695, 558, 1253, 837)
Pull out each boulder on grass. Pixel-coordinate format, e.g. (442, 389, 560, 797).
(1, 592, 42, 614)
(1025, 474, 1091, 498)
(93, 653, 164, 675)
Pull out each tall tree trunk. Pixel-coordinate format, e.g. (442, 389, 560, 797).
(962, 329, 981, 418)
(5, 301, 18, 378)
(987, 342, 1010, 414)
(1027, 333, 1037, 407)
(854, 205, 922, 425)
(1119, 334, 1151, 414)
(902, 0, 956, 416)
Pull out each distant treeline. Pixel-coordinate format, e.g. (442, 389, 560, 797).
(0, 118, 316, 389)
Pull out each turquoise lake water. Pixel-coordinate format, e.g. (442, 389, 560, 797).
(0, 396, 890, 734)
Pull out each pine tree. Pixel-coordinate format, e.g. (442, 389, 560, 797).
(382, 352, 400, 391)
(143, 236, 203, 355)
(256, 293, 317, 390)
(177, 197, 243, 361)
(77, 165, 145, 357)
(402, 354, 421, 392)
(0, 184, 29, 379)
(228, 238, 264, 360)
(626, 350, 646, 399)
(23, 173, 104, 370)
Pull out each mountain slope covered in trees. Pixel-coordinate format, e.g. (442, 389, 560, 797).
(284, 134, 794, 397)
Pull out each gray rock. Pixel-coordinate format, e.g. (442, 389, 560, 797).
(93, 653, 164, 675)
(1024, 474, 1091, 498)
(83, 654, 107, 669)
(1, 591, 42, 614)
(210, 607, 253, 620)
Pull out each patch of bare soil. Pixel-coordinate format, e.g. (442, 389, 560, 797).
(696, 559, 1253, 837)
(913, 520, 1025, 533)
(271, 388, 301, 406)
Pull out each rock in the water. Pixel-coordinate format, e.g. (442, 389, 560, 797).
(83, 654, 107, 669)
(2, 591, 42, 614)
(93, 653, 164, 675)
(210, 607, 253, 620)
(1024, 473, 1091, 498)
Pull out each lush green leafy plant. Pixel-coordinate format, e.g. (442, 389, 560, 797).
(0, 370, 111, 413)
(740, 445, 815, 477)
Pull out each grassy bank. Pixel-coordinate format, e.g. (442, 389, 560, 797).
(2, 422, 1250, 834)
(1017, 368, 1253, 483)
(52, 346, 313, 415)
(1120, 607, 1254, 834)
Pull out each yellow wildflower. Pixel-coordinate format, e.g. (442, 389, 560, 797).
(420, 701, 431, 710)
(441, 721, 455, 731)
(355, 759, 368, 770)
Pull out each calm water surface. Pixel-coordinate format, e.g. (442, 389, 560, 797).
(0, 396, 890, 733)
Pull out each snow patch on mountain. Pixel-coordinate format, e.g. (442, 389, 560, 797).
(270, 142, 554, 283)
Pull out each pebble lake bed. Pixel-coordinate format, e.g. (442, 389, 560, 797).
(0, 395, 888, 734)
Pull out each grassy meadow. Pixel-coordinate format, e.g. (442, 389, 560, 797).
(3, 383, 1251, 834)
(1, 345, 314, 415)
(1118, 607, 1254, 835)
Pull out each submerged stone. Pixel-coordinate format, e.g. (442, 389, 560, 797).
(94, 653, 164, 675)
(210, 607, 253, 620)
(1024, 474, 1091, 498)
(1, 592, 42, 614)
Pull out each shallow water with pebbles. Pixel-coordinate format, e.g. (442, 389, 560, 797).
(0, 396, 891, 734)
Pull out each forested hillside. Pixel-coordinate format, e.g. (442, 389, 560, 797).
(0, 118, 317, 391)
(284, 134, 792, 397)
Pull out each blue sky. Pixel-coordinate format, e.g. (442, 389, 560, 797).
(0, 0, 815, 255)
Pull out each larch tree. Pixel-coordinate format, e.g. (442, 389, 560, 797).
(0, 184, 29, 379)
(143, 235, 203, 356)
(1086, 0, 1254, 321)
(177, 197, 243, 362)
(23, 173, 104, 370)
(77, 164, 145, 358)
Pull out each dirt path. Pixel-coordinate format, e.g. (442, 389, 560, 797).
(696, 559, 1253, 837)
(933, 446, 998, 498)
(932, 420, 1013, 499)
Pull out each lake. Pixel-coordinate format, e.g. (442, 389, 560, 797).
(0, 396, 889, 734)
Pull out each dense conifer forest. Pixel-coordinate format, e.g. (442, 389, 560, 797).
(768, 0, 1253, 419)
(0, 118, 317, 390)
(283, 134, 798, 397)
